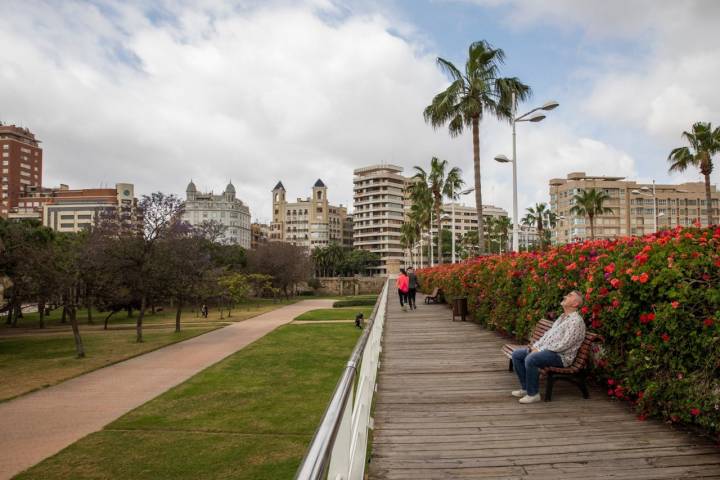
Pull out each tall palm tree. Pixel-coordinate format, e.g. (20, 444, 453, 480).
(424, 40, 531, 254)
(668, 121, 720, 226)
(524, 203, 549, 247)
(407, 179, 433, 267)
(485, 216, 498, 253)
(494, 216, 512, 253)
(412, 157, 464, 264)
(569, 189, 613, 240)
(400, 220, 420, 267)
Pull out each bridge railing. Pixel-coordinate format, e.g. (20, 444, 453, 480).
(294, 279, 389, 480)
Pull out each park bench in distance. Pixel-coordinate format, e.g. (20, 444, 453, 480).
(501, 318, 603, 401)
(424, 287, 442, 304)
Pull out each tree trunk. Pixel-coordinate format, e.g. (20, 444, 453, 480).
(435, 200, 443, 264)
(11, 302, 20, 327)
(86, 296, 93, 325)
(61, 302, 67, 324)
(127, 306, 133, 317)
(472, 116, 485, 254)
(589, 215, 595, 240)
(38, 299, 45, 329)
(136, 295, 145, 343)
(104, 310, 116, 330)
(68, 302, 85, 358)
(175, 299, 182, 333)
(703, 171, 715, 226)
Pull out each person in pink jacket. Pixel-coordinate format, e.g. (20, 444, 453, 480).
(396, 269, 410, 312)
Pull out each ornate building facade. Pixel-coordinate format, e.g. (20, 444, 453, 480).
(184, 181, 251, 248)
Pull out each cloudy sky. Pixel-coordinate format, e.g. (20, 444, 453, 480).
(1, 0, 719, 223)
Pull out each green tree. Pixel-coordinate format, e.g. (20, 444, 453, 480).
(412, 157, 464, 264)
(494, 216, 512, 253)
(424, 40, 531, 254)
(400, 220, 420, 266)
(667, 121, 720, 226)
(524, 203, 550, 247)
(569, 188, 613, 240)
(407, 178, 433, 267)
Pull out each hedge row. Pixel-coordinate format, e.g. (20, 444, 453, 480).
(417, 226, 720, 438)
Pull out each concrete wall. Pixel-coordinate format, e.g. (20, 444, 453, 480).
(315, 276, 385, 296)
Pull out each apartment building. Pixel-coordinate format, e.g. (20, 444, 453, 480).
(184, 181, 252, 248)
(352, 164, 409, 275)
(7, 183, 140, 233)
(270, 179, 350, 249)
(251, 222, 269, 249)
(549, 172, 720, 244)
(0, 124, 42, 218)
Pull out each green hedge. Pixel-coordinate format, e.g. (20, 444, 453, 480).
(332, 299, 377, 308)
(418, 226, 720, 438)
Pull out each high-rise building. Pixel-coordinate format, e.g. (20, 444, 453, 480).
(251, 222, 269, 249)
(270, 179, 350, 249)
(352, 164, 409, 275)
(183, 181, 251, 248)
(0, 124, 43, 218)
(549, 171, 720, 244)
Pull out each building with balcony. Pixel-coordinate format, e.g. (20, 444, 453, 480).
(549, 172, 720, 244)
(0, 124, 42, 218)
(183, 181, 251, 248)
(352, 164, 409, 275)
(270, 179, 350, 249)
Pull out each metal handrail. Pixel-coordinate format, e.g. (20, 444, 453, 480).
(295, 279, 389, 480)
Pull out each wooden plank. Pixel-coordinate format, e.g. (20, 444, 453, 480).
(368, 300, 720, 479)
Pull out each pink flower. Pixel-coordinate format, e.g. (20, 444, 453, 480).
(690, 408, 701, 416)
(661, 333, 670, 342)
(671, 301, 680, 309)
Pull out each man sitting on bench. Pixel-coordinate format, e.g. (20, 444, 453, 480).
(511, 290, 586, 404)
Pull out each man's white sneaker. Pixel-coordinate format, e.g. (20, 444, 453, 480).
(519, 394, 542, 404)
(511, 390, 527, 398)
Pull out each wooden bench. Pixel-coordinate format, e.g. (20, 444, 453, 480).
(501, 318, 603, 401)
(424, 287, 442, 304)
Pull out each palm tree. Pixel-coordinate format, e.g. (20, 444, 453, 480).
(668, 121, 720, 226)
(400, 220, 420, 267)
(424, 40, 531, 254)
(524, 203, 549, 247)
(485, 216, 498, 253)
(412, 157, 464, 264)
(569, 189, 613, 240)
(407, 180, 433, 267)
(494, 216, 512, 253)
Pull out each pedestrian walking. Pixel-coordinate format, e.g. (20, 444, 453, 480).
(407, 267, 419, 310)
(396, 269, 410, 312)
(201, 304, 208, 318)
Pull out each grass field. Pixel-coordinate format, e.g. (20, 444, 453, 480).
(15, 323, 361, 480)
(294, 307, 374, 321)
(0, 328, 215, 402)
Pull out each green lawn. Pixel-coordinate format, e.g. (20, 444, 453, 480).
(294, 307, 374, 321)
(15, 323, 361, 480)
(0, 328, 215, 402)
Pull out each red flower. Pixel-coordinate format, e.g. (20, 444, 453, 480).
(704, 318, 714, 327)
(631, 275, 639, 282)
(637, 413, 647, 421)
(638, 272, 649, 284)
(566, 262, 577, 271)
(607, 379, 615, 386)
(611, 298, 620, 308)
(647, 312, 655, 321)
(591, 319, 602, 328)
(610, 278, 620, 289)
(671, 301, 680, 309)
(636, 330, 642, 337)
(661, 333, 670, 342)
(581, 306, 589, 315)
(690, 408, 701, 416)
(640, 313, 649, 324)
(604, 263, 615, 274)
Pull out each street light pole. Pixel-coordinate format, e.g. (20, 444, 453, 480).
(451, 201, 456, 264)
(511, 91, 519, 253)
(653, 180, 657, 234)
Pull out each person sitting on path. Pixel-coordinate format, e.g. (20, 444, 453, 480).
(510, 290, 586, 404)
(406, 267, 419, 310)
(396, 269, 410, 312)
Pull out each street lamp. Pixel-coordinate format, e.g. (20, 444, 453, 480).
(450, 187, 475, 263)
(495, 94, 559, 253)
(631, 180, 660, 234)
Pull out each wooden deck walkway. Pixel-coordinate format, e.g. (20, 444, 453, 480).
(369, 297, 720, 479)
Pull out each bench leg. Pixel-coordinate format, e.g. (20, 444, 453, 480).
(578, 372, 590, 399)
(508, 358, 513, 372)
(544, 374, 554, 402)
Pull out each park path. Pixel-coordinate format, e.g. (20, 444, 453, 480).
(369, 298, 720, 479)
(0, 299, 334, 480)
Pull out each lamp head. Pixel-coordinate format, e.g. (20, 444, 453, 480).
(631, 189, 641, 195)
(541, 100, 560, 111)
(494, 154, 511, 163)
(528, 113, 546, 122)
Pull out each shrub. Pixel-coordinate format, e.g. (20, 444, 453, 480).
(418, 226, 720, 438)
(333, 299, 377, 308)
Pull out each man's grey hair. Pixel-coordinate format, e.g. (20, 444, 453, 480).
(570, 290, 584, 307)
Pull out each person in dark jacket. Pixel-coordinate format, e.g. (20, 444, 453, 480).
(406, 267, 419, 310)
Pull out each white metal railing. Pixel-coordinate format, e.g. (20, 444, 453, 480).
(295, 279, 389, 480)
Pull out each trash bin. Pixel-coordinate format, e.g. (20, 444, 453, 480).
(452, 297, 468, 322)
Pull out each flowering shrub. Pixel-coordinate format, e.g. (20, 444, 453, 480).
(418, 226, 720, 438)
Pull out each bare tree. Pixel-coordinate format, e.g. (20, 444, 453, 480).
(248, 243, 312, 299)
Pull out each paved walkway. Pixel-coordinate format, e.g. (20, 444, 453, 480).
(0, 299, 333, 480)
(369, 298, 720, 479)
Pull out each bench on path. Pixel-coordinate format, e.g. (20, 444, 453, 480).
(423, 287, 442, 304)
(501, 318, 603, 401)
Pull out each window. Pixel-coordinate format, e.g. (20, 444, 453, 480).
(60, 223, 74, 228)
